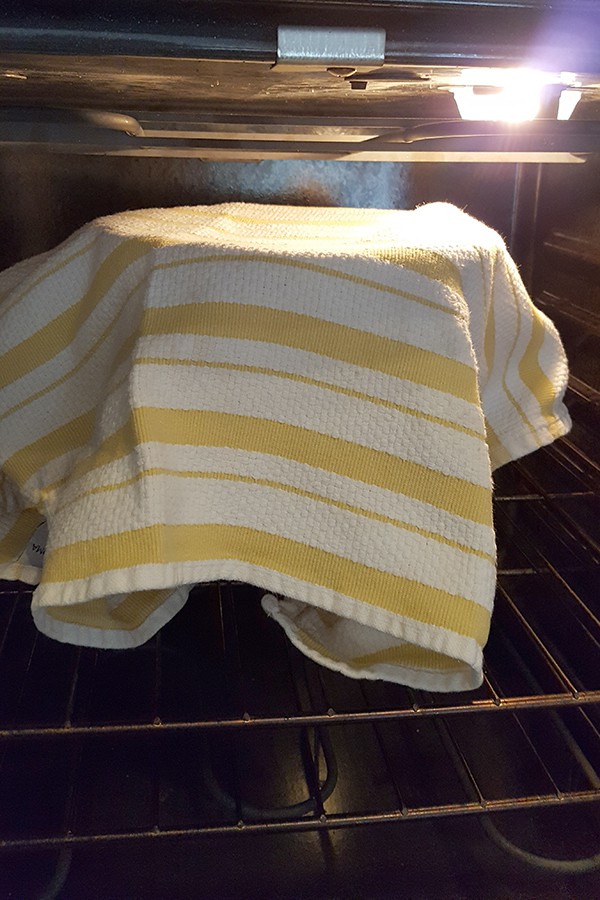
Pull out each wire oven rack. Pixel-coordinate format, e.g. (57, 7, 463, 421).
(0, 379, 599, 871)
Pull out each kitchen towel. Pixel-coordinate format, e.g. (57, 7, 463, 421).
(0, 202, 570, 690)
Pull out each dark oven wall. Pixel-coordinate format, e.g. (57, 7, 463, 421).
(533, 159, 600, 394)
(0, 151, 522, 272)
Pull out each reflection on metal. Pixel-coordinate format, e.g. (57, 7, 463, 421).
(275, 26, 385, 72)
(0, 109, 592, 162)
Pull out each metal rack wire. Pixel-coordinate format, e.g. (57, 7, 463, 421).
(0, 382, 599, 857)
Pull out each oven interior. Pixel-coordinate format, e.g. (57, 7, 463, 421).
(1, 3, 600, 897)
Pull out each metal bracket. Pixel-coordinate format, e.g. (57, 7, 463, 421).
(275, 26, 385, 75)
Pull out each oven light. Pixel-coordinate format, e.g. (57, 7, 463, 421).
(451, 68, 582, 122)
(451, 85, 541, 122)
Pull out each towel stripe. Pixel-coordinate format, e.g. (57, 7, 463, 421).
(176, 208, 464, 298)
(40, 523, 492, 643)
(141, 303, 478, 402)
(54, 444, 496, 553)
(372, 245, 464, 297)
(0, 239, 151, 387)
(518, 306, 562, 428)
(50, 407, 491, 525)
(45, 588, 175, 630)
(135, 356, 486, 440)
(485, 423, 512, 470)
(295, 626, 467, 672)
(0, 289, 145, 425)
(54, 467, 495, 562)
(176, 218, 465, 295)
(0, 235, 99, 318)
(152, 252, 462, 318)
(482, 250, 496, 375)
(125, 205, 468, 313)
(136, 408, 493, 524)
(5, 410, 96, 486)
(5, 366, 133, 487)
(28, 407, 491, 525)
(500, 260, 542, 447)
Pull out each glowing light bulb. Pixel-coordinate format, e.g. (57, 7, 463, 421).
(452, 85, 541, 121)
(451, 68, 581, 122)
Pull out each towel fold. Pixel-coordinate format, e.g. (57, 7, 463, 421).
(0, 202, 570, 690)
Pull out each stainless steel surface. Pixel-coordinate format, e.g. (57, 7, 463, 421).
(2, 0, 600, 75)
(275, 26, 386, 73)
(0, 109, 594, 163)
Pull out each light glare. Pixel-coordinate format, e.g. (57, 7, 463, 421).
(557, 90, 582, 121)
(452, 85, 541, 121)
(452, 68, 582, 122)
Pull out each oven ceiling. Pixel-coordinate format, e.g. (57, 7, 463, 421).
(1, 1, 600, 161)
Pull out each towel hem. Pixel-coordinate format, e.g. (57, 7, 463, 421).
(32, 585, 190, 649)
(31, 561, 484, 689)
(490, 410, 571, 471)
(261, 593, 482, 692)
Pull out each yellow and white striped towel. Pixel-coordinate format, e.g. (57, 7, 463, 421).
(0, 202, 570, 691)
